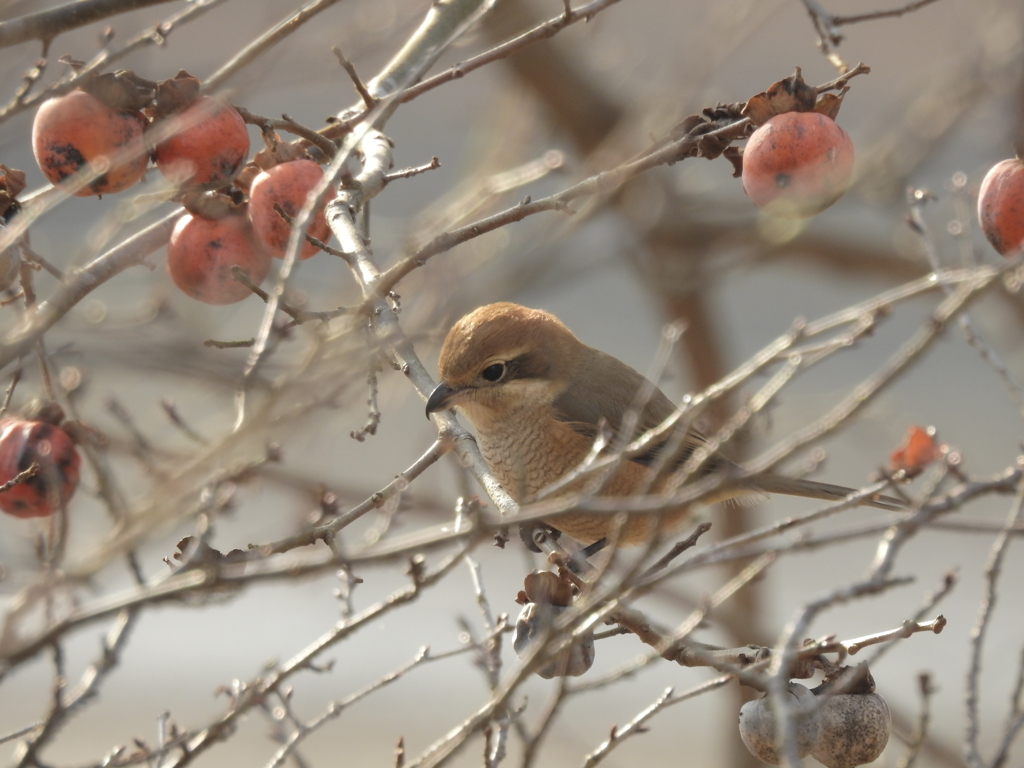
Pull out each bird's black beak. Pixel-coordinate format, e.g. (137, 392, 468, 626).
(426, 381, 461, 418)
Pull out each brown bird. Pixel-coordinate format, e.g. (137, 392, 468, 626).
(426, 302, 901, 545)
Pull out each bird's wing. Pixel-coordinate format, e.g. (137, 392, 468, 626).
(548, 346, 904, 509)
(551, 348, 719, 471)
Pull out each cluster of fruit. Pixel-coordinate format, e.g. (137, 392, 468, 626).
(30, 69, 334, 305)
(738, 68, 1024, 263)
(739, 675, 890, 768)
(747, 91, 1024, 258)
(512, 568, 891, 766)
(23, 62, 1024, 314)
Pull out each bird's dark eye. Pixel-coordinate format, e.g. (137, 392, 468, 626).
(481, 363, 505, 382)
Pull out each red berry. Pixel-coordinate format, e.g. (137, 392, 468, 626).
(167, 213, 271, 305)
(248, 159, 334, 259)
(742, 111, 854, 218)
(0, 417, 81, 518)
(978, 158, 1024, 256)
(155, 97, 249, 190)
(32, 89, 148, 196)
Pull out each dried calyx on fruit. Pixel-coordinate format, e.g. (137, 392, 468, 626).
(810, 665, 891, 768)
(512, 570, 594, 678)
(739, 68, 856, 219)
(738, 682, 822, 765)
(150, 71, 250, 191)
(32, 61, 152, 196)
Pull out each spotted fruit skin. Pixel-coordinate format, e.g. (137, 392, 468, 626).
(811, 692, 890, 768)
(155, 97, 249, 190)
(0, 418, 81, 518)
(32, 90, 148, 196)
(167, 213, 271, 305)
(248, 159, 333, 259)
(978, 158, 1024, 256)
(742, 112, 854, 218)
(738, 684, 821, 765)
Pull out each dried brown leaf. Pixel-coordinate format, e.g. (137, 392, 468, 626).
(742, 67, 818, 126)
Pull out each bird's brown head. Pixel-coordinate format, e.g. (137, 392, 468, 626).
(426, 303, 582, 428)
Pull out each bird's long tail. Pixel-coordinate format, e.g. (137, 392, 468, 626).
(741, 473, 906, 511)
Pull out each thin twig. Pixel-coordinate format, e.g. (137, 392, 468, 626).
(203, 0, 348, 92)
(332, 47, 376, 109)
(19, 243, 63, 280)
(640, 522, 713, 579)
(895, 673, 936, 768)
(833, 0, 942, 26)
(230, 266, 348, 325)
(15, 610, 138, 766)
(265, 646, 444, 768)
(1, 54, 47, 113)
(908, 191, 1024, 416)
(965, 474, 1024, 768)
(581, 677, 732, 766)
(0, 462, 39, 493)
(518, 678, 569, 768)
(0, 0, 229, 124)
(162, 548, 468, 768)
(271, 203, 349, 259)
(0, 211, 183, 372)
(235, 107, 338, 159)
(0, 0, 176, 48)
(203, 338, 256, 349)
(0, 721, 42, 745)
(0, 365, 20, 417)
(397, 0, 624, 105)
(350, 325, 381, 442)
(260, 436, 453, 556)
(383, 157, 441, 183)
(846, 616, 946, 655)
(799, 0, 940, 70)
(160, 400, 208, 445)
(749, 264, 1006, 475)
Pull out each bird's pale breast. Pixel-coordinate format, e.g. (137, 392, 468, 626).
(469, 402, 687, 544)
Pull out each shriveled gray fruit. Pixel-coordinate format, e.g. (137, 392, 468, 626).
(513, 602, 594, 678)
(738, 683, 821, 765)
(811, 691, 890, 767)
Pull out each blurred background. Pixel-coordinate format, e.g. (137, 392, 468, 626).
(1, 0, 1023, 766)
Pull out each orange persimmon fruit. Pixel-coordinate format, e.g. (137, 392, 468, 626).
(978, 158, 1024, 256)
(742, 111, 854, 218)
(155, 96, 250, 190)
(247, 159, 333, 259)
(32, 89, 148, 196)
(167, 212, 270, 305)
(0, 417, 81, 518)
